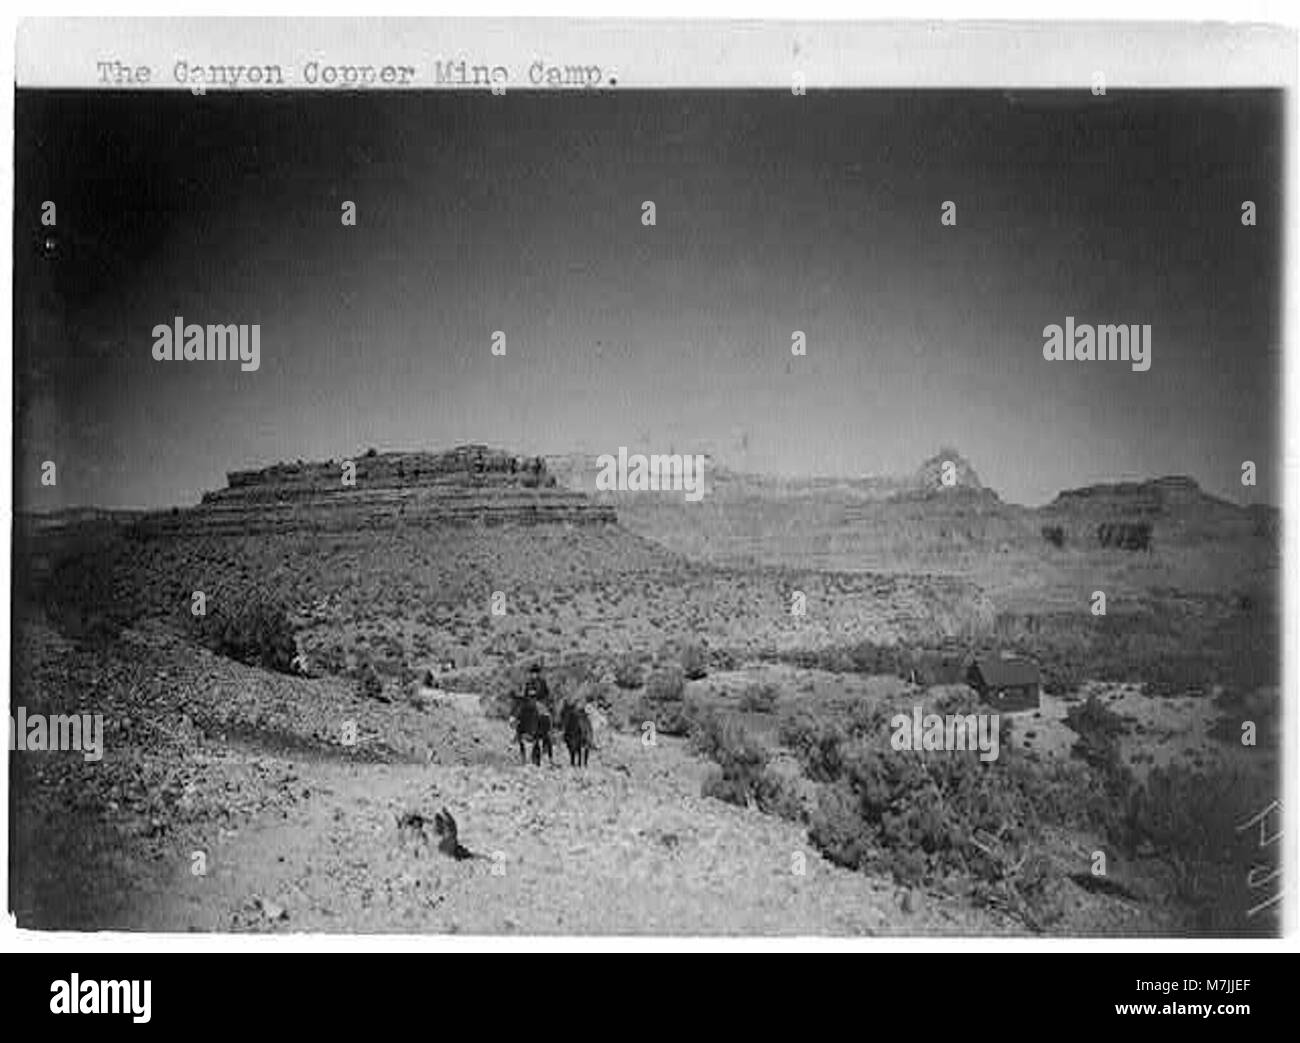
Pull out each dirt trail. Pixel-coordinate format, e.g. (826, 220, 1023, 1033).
(13, 621, 1175, 936)
(127, 714, 1012, 935)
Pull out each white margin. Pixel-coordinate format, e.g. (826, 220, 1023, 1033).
(1, 2, 1297, 957)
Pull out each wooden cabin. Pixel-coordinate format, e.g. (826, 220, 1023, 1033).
(966, 655, 1041, 712)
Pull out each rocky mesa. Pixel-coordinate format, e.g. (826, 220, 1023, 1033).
(131, 444, 618, 536)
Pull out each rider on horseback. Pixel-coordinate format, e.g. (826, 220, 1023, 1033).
(514, 661, 554, 765)
(521, 660, 551, 712)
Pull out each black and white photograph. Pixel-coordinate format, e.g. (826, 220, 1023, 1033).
(5, 16, 1292, 947)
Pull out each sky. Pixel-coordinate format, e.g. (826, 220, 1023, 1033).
(14, 89, 1283, 510)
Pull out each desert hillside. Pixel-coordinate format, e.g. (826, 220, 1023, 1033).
(547, 448, 1276, 597)
(12, 619, 1197, 934)
(11, 444, 1281, 936)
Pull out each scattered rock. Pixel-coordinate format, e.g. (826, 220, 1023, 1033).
(252, 895, 289, 923)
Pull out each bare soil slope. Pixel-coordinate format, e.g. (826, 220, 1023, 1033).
(11, 620, 1174, 935)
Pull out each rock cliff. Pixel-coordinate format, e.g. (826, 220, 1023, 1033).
(132, 445, 617, 536)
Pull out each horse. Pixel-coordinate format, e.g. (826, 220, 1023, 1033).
(559, 702, 594, 767)
(514, 697, 553, 766)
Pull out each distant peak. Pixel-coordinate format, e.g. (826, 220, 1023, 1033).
(1151, 474, 1201, 491)
(911, 448, 985, 492)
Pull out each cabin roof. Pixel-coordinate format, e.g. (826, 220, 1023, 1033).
(969, 656, 1040, 687)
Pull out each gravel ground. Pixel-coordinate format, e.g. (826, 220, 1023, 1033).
(11, 619, 1179, 935)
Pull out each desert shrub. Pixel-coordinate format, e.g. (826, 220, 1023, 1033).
(816, 740, 1044, 890)
(635, 666, 693, 735)
(635, 701, 692, 736)
(355, 663, 384, 701)
(846, 642, 906, 675)
(738, 681, 780, 714)
(1040, 525, 1065, 548)
(796, 686, 1269, 932)
(701, 766, 740, 805)
(693, 710, 782, 810)
(1041, 665, 1087, 697)
(371, 654, 405, 679)
(689, 707, 735, 760)
(702, 764, 787, 809)
(767, 776, 810, 823)
(645, 665, 685, 703)
(843, 699, 897, 740)
(312, 642, 348, 676)
(774, 641, 908, 678)
(809, 783, 876, 871)
(1018, 756, 1120, 842)
(482, 663, 527, 719)
(546, 655, 603, 707)
(1143, 677, 1207, 699)
(777, 661, 1271, 933)
(1064, 694, 1129, 738)
(193, 598, 297, 674)
(613, 654, 644, 689)
(778, 708, 847, 783)
(931, 686, 983, 717)
(1005, 714, 1275, 934)
(780, 646, 852, 673)
(782, 695, 1050, 901)
(899, 647, 970, 686)
(810, 748, 1065, 925)
(42, 549, 141, 642)
(709, 647, 739, 672)
(992, 593, 1277, 700)
(635, 697, 695, 737)
(680, 642, 709, 680)
(1124, 765, 1277, 935)
(1063, 694, 1129, 771)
